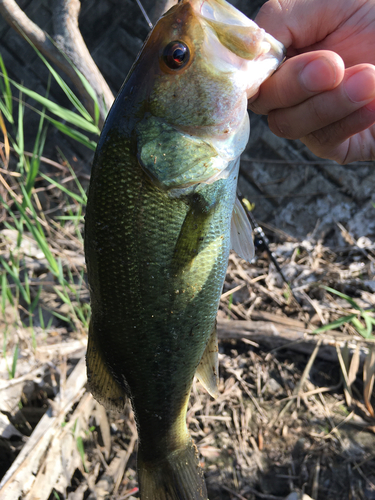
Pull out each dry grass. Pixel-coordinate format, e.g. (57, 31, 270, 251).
(1, 222, 375, 500)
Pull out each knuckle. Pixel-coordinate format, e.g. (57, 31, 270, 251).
(268, 110, 299, 139)
(306, 96, 329, 126)
(273, 69, 299, 109)
(301, 124, 347, 162)
(248, 99, 266, 115)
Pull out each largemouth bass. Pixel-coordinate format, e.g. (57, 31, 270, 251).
(85, 1, 284, 498)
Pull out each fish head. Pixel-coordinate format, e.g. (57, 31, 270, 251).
(126, 0, 284, 158)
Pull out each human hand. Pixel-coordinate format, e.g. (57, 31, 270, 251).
(248, 0, 375, 163)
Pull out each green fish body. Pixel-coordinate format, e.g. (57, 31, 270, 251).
(85, 1, 284, 498)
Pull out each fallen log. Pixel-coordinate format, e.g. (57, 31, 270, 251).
(217, 315, 367, 363)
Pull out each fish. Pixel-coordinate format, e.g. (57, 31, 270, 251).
(84, 1, 284, 499)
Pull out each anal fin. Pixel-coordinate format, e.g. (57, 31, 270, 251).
(86, 322, 126, 412)
(195, 323, 219, 399)
(230, 196, 254, 262)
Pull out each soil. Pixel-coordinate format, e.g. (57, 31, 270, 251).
(1, 236, 375, 500)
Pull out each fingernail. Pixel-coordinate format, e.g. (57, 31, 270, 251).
(344, 68, 375, 103)
(300, 57, 337, 92)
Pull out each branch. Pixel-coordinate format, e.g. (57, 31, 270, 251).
(0, 0, 114, 128)
(216, 317, 360, 363)
(52, 0, 114, 127)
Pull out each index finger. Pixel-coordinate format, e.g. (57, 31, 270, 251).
(248, 51, 345, 115)
(254, 0, 355, 50)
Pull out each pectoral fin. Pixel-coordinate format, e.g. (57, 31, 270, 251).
(172, 190, 218, 272)
(195, 323, 219, 399)
(86, 322, 126, 412)
(230, 196, 254, 262)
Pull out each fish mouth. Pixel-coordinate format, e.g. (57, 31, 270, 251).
(188, 0, 285, 63)
(198, 0, 254, 27)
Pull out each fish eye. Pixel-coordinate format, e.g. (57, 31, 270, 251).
(162, 41, 190, 70)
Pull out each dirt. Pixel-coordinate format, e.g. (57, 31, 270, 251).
(1, 236, 375, 500)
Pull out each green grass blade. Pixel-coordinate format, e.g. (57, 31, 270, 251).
(19, 34, 95, 123)
(24, 271, 31, 304)
(39, 172, 86, 204)
(0, 53, 13, 122)
(18, 184, 45, 235)
(12, 195, 59, 276)
(38, 305, 45, 330)
(74, 68, 101, 126)
(351, 317, 369, 338)
(4, 274, 15, 307)
(313, 313, 357, 333)
(363, 314, 375, 338)
(45, 116, 97, 150)
(2, 199, 26, 233)
(30, 285, 42, 314)
(321, 286, 362, 311)
(0, 256, 30, 305)
(3, 75, 100, 134)
(0, 99, 13, 124)
(11, 343, 19, 379)
(1, 272, 7, 314)
(53, 286, 71, 305)
(56, 148, 88, 202)
(74, 305, 89, 328)
(15, 90, 25, 168)
(76, 435, 88, 473)
(25, 105, 48, 196)
(52, 310, 71, 323)
(56, 215, 84, 222)
(33, 52, 94, 123)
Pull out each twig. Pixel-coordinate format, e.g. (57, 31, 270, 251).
(0, 357, 87, 494)
(0, 141, 68, 172)
(239, 485, 286, 499)
(311, 456, 320, 500)
(227, 368, 268, 422)
(221, 485, 247, 500)
(294, 338, 322, 408)
(113, 421, 138, 494)
(275, 382, 342, 405)
(221, 283, 247, 300)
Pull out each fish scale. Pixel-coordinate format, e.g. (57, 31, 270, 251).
(87, 140, 235, 492)
(85, 1, 284, 498)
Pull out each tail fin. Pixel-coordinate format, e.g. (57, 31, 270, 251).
(138, 439, 207, 500)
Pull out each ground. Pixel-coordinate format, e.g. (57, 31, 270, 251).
(1, 234, 375, 500)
